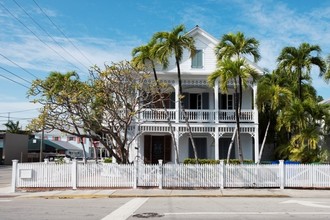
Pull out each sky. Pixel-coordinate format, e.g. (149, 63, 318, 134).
(0, 0, 330, 130)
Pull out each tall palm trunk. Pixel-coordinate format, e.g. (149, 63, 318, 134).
(235, 90, 243, 164)
(176, 58, 198, 162)
(298, 68, 302, 101)
(257, 120, 270, 164)
(152, 66, 179, 164)
(227, 127, 237, 163)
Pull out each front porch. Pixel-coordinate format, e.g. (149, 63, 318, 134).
(136, 124, 259, 164)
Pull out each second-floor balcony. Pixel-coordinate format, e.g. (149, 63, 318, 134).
(141, 109, 256, 123)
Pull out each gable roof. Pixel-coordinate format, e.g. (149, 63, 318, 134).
(186, 25, 264, 74)
(186, 25, 218, 45)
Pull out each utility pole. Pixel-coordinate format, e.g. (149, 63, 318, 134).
(39, 107, 45, 162)
(39, 128, 44, 162)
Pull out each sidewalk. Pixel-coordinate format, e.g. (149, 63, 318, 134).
(1, 186, 330, 199)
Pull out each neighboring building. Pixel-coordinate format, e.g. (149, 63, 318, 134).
(0, 132, 29, 165)
(130, 26, 263, 164)
(33, 130, 92, 159)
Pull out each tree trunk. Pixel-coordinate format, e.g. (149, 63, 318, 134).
(227, 127, 237, 164)
(298, 69, 302, 101)
(235, 91, 243, 164)
(176, 58, 198, 163)
(72, 124, 87, 164)
(152, 66, 179, 164)
(257, 120, 270, 164)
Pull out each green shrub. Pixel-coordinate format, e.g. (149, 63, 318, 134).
(183, 158, 254, 164)
(103, 158, 112, 163)
(227, 159, 254, 164)
(183, 158, 220, 164)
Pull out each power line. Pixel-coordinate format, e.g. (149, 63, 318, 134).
(12, 0, 90, 71)
(0, 53, 38, 79)
(0, 108, 40, 114)
(0, 115, 35, 120)
(33, 0, 94, 66)
(0, 66, 31, 85)
(0, 1, 86, 74)
(0, 72, 30, 89)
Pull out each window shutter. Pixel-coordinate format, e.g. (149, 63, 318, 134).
(170, 92, 175, 109)
(164, 135, 171, 163)
(202, 93, 209, 109)
(221, 94, 227, 109)
(191, 50, 203, 68)
(183, 93, 189, 109)
(144, 135, 151, 164)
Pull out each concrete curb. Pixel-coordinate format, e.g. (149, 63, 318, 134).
(3, 188, 330, 199)
(18, 194, 290, 199)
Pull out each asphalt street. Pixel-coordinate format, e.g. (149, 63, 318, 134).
(1, 197, 330, 220)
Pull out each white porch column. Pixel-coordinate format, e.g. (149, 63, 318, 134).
(253, 84, 259, 162)
(174, 81, 180, 123)
(214, 129, 219, 160)
(175, 129, 180, 163)
(253, 84, 258, 124)
(254, 131, 259, 162)
(214, 78, 219, 122)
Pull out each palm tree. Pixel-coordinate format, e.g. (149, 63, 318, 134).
(208, 58, 259, 163)
(324, 54, 330, 83)
(256, 70, 292, 163)
(276, 97, 330, 162)
(3, 120, 22, 133)
(152, 24, 198, 162)
(212, 32, 260, 163)
(131, 39, 179, 164)
(277, 43, 326, 101)
(215, 32, 261, 112)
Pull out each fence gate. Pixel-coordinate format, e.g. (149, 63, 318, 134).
(137, 164, 159, 187)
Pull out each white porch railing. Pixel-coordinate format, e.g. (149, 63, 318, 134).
(181, 110, 216, 122)
(141, 109, 255, 122)
(219, 110, 254, 122)
(12, 160, 330, 192)
(141, 109, 176, 121)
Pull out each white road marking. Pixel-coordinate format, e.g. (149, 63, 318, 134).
(282, 200, 330, 208)
(101, 198, 149, 220)
(164, 212, 330, 215)
(0, 200, 11, 202)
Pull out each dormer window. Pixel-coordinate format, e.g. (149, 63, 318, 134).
(191, 49, 203, 68)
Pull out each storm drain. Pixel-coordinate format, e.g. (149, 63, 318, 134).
(132, 212, 164, 218)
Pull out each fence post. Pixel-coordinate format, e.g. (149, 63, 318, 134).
(72, 159, 77, 190)
(279, 160, 285, 189)
(220, 160, 225, 189)
(158, 160, 163, 189)
(11, 160, 18, 193)
(133, 160, 138, 189)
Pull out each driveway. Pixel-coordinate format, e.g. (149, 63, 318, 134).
(0, 166, 12, 188)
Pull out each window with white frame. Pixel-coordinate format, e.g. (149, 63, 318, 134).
(191, 49, 203, 68)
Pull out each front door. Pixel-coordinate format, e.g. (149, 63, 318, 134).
(219, 138, 235, 159)
(144, 135, 171, 164)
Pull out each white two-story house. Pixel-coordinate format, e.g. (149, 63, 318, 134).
(131, 26, 263, 164)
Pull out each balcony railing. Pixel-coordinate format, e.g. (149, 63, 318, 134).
(141, 109, 255, 123)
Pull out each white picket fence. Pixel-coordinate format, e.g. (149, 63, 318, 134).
(11, 160, 330, 192)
